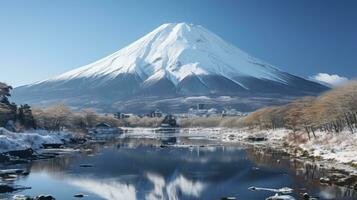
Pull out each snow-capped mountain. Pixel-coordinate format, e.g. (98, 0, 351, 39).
(13, 23, 328, 112)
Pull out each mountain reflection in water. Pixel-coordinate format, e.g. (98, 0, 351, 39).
(4, 136, 357, 200)
(65, 172, 204, 200)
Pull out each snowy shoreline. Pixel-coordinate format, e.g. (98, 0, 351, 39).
(1, 126, 356, 173)
(0, 127, 71, 154)
(216, 127, 357, 173)
(124, 127, 357, 173)
(0, 126, 356, 198)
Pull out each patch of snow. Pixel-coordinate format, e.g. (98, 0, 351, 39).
(220, 128, 289, 144)
(295, 130, 357, 164)
(183, 96, 211, 101)
(0, 127, 71, 153)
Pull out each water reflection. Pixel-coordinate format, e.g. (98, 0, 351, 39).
(1, 135, 356, 200)
(146, 173, 205, 200)
(245, 147, 357, 199)
(63, 172, 204, 200)
(68, 178, 136, 200)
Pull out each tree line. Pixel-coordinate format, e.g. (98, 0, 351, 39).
(32, 104, 165, 132)
(243, 81, 357, 139)
(0, 81, 165, 133)
(2, 80, 356, 136)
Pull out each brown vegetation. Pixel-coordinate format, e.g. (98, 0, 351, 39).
(32, 104, 164, 132)
(243, 81, 357, 138)
(32, 104, 123, 132)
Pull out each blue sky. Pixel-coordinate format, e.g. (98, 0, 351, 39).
(0, 0, 356, 87)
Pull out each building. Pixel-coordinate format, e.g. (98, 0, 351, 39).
(221, 108, 246, 117)
(187, 107, 220, 117)
(91, 122, 123, 137)
(197, 103, 205, 110)
(149, 109, 164, 118)
(95, 122, 112, 129)
(114, 112, 131, 119)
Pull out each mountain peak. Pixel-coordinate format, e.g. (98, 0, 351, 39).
(158, 22, 197, 29)
(13, 23, 328, 112)
(49, 22, 286, 86)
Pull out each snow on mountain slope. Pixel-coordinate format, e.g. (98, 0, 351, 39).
(45, 23, 287, 87)
(13, 23, 328, 112)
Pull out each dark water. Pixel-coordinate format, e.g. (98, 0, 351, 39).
(1, 135, 356, 200)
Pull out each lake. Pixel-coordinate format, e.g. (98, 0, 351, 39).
(1, 133, 356, 200)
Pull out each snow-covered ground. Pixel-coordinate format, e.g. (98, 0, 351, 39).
(220, 128, 289, 144)
(0, 127, 71, 153)
(2, 125, 356, 171)
(218, 128, 357, 167)
(294, 130, 357, 164)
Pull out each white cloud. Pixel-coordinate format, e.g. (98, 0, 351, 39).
(311, 73, 348, 86)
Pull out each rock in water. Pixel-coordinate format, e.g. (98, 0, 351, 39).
(13, 195, 55, 200)
(302, 193, 319, 200)
(221, 197, 236, 200)
(266, 193, 296, 200)
(74, 194, 85, 198)
(319, 177, 330, 184)
(0, 184, 15, 193)
(79, 164, 93, 168)
(0, 153, 10, 162)
(7, 148, 34, 159)
(247, 136, 267, 142)
(0, 184, 31, 193)
(34, 195, 55, 200)
(12, 195, 33, 200)
(42, 143, 63, 149)
(248, 186, 293, 194)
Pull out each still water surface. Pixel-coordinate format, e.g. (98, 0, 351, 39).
(2, 134, 357, 200)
